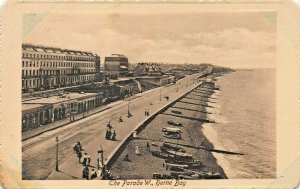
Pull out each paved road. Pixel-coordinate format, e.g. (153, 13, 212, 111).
(22, 73, 202, 180)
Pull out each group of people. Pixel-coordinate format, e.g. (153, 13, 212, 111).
(73, 141, 99, 180)
(82, 166, 98, 180)
(144, 109, 150, 116)
(105, 129, 117, 140)
(105, 121, 117, 140)
(73, 142, 92, 166)
(73, 141, 83, 162)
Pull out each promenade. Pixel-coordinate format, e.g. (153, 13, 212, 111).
(22, 73, 202, 180)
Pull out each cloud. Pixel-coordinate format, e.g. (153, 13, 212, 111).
(24, 15, 276, 68)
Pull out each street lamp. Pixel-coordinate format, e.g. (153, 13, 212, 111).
(97, 145, 104, 170)
(55, 136, 59, 171)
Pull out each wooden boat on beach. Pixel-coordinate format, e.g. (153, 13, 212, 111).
(171, 110, 182, 114)
(151, 151, 175, 159)
(161, 146, 186, 154)
(162, 127, 181, 133)
(167, 120, 183, 127)
(165, 162, 203, 171)
(152, 173, 176, 179)
(163, 132, 181, 139)
(162, 143, 186, 152)
(170, 169, 221, 179)
(165, 159, 204, 168)
(166, 150, 193, 160)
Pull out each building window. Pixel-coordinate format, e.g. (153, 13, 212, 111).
(22, 70, 24, 77)
(29, 70, 32, 76)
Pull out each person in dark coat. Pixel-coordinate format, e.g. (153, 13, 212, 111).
(111, 130, 116, 141)
(73, 143, 78, 153)
(83, 153, 88, 166)
(124, 154, 129, 161)
(146, 141, 150, 151)
(82, 166, 89, 180)
(105, 130, 110, 140)
(91, 169, 97, 179)
(77, 151, 82, 163)
(86, 155, 91, 167)
(107, 121, 112, 129)
(77, 141, 82, 151)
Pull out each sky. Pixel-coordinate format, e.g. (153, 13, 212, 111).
(23, 11, 276, 68)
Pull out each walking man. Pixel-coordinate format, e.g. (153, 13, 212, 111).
(83, 153, 88, 166)
(82, 166, 89, 180)
(146, 141, 150, 151)
(77, 150, 82, 163)
(135, 144, 140, 155)
(111, 130, 116, 141)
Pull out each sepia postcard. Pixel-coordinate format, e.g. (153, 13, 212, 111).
(0, 0, 300, 188)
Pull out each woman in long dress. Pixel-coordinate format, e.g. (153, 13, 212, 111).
(135, 144, 140, 155)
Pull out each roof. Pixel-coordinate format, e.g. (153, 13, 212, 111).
(22, 103, 45, 111)
(22, 43, 99, 57)
(22, 92, 99, 105)
(111, 54, 127, 58)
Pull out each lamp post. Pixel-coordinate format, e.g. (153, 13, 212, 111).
(97, 145, 104, 170)
(55, 136, 59, 171)
(67, 104, 72, 122)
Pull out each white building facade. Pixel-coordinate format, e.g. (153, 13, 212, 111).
(22, 44, 100, 93)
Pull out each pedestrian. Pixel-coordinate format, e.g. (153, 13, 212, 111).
(124, 154, 129, 161)
(77, 141, 82, 151)
(82, 166, 89, 180)
(146, 141, 150, 151)
(144, 109, 147, 116)
(111, 130, 116, 141)
(82, 167, 86, 180)
(135, 144, 140, 155)
(105, 130, 109, 140)
(84, 166, 89, 180)
(73, 143, 78, 153)
(83, 153, 88, 166)
(86, 155, 91, 167)
(77, 150, 82, 163)
(107, 121, 112, 129)
(132, 131, 138, 139)
(108, 129, 112, 140)
(91, 169, 97, 179)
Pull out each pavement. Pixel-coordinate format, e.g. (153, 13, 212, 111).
(22, 73, 203, 180)
(22, 86, 162, 141)
(22, 100, 122, 141)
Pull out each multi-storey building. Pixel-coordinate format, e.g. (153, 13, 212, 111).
(104, 54, 128, 78)
(134, 62, 162, 76)
(22, 44, 100, 93)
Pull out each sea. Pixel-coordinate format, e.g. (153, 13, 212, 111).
(203, 69, 276, 179)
